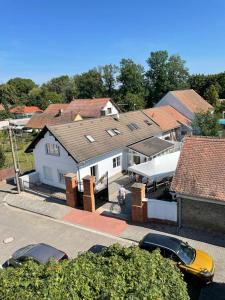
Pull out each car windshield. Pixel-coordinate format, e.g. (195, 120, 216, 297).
(177, 242, 196, 265)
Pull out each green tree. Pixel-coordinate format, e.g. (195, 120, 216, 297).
(7, 77, 36, 101)
(99, 64, 118, 97)
(204, 84, 219, 106)
(74, 69, 104, 98)
(0, 146, 6, 169)
(193, 111, 221, 136)
(43, 75, 70, 95)
(28, 87, 63, 110)
(0, 244, 189, 300)
(146, 50, 189, 104)
(0, 84, 17, 105)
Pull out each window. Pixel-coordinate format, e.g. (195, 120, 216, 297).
(107, 107, 112, 114)
(58, 170, 66, 184)
(46, 143, 60, 156)
(107, 129, 116, 136)
(43, 166, 53, 181)
(127, 123, 139, 131)
(101, 110, 106, 116)
(90, 165, 98, 177)
(106, 128, 121, 137)
(113, 156, 121, 168)
(85, 135, 95, 143)
(144, 119, 152, 126)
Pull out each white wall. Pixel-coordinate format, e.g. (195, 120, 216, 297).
(33, 131, 78, 189)
(156, 92, 194, 120)
(33, 131, 127, 190)
(102, 101, 119, 116)
(147, 199, 177, 222)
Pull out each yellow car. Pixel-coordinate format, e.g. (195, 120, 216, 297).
(139, 233, 214, 283)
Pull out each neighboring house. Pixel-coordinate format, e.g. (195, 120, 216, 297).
(25, 111, 176, 190)
(26, 98, 119, 130)
(10, 106, 43, 119)
(143, 107, 181, 140)
(156, 89, 213, 120)
(158, 105, 192, 136)
(64, 98, 120, 118)
(171, 136, 225, 234)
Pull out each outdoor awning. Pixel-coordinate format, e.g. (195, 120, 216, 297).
(128, 151, 180, 182)
(128, 137, 174, 157)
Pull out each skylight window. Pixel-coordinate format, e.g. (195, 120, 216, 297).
(106, 128, 121, 136)
(85, 135, 95, 143)
(107, 129, 116, 137)
(127, 123, 139, 131)
(144, 120, 152, 126)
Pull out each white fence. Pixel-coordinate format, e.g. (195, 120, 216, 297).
(147, 199, 177, 222)
(19, 171, 40, 189)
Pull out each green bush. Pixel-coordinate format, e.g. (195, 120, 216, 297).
(0, 244, 189, 300)
(0, 146, 5, 169)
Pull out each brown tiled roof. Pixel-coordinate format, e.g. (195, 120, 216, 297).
(170, 89, 213, 113)
(128, 137, 174, 157)
(26, 113, 57, 129)
(65, 98, 113, 118)
(171, 136, 225, 202)
(143, 107, 180, 131)
(48, 112, 81, 126)
(26, 111, 161, 162)
(159, 105, 192, 127)
(44, 103, 69, 113)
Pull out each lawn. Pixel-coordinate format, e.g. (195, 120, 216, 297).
(0, 130, 35, 174)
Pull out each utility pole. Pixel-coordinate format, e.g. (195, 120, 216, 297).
(8, 126, 21, 193)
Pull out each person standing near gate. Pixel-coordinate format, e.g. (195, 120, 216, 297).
(118, 185, 126, 205)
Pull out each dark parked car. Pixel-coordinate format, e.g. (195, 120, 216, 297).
(3, 243, 68, 268)
(139, 233, 214, 284)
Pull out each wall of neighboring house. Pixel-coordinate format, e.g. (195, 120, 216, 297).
(33, 131, 78, 189)
(33, 131, 127, 190)
(180, 197, 225, 234)
(102, 101, 119, 116)
(156, 93, 194, 120)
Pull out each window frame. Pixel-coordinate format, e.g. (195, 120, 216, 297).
(113, 156, 121, 168)
(45, 143, 60, 156)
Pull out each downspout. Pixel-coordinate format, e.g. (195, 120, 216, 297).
(177, 197, 182, 234)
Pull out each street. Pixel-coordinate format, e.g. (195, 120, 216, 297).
(0, 203, 132, 265)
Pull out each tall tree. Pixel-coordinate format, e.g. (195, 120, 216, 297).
(203, 84, 219, 106)
(146, 50, 189, 105)
(28, 87, 63, 110)
(117, 59, 145, 110)
(0, 84, 17, 106)
(43, 75, 70, 95)
(74, 69, 104, 98)
(99, 64, 118, 97)
(193, 111, 221, 136)
(7, 77, 36, 101)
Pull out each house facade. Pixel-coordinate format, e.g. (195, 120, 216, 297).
(171, 136, 225, 234)
(26, 111, 176, 191)
(156, 89, 213, 121)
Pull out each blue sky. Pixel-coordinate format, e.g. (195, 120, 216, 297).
(1, 0, 225, 83)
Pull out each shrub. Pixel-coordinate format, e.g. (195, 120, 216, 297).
(0, 244, 189, 300)
(0, 146, 6, 169)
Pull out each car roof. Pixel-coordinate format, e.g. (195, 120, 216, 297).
(12, 243, 66, 264)
(142, 233, 182, 253)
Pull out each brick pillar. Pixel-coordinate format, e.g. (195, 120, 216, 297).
(65, 173, 78, 208)
(83, 175, 95, 212)
(131, 182, 147, 223)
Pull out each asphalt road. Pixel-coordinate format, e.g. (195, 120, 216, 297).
(0, 203, 132, 265)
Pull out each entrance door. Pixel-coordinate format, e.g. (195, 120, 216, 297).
(90, 165, 98, 180)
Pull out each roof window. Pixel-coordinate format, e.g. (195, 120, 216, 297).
(144, 120, 152, 126)
(127, 123, 139, 131)
(106, 128, 121, 136)
(85, 135, 95, 143)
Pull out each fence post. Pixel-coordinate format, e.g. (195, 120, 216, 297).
(131, 183, 147, 223)
(65, 173, 78, 207)
(83, 175, 95, 212)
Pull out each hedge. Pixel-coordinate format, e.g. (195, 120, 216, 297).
(0, 244, 189, 300)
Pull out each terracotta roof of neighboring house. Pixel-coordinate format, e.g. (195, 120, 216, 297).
(26, 111, 161, 162)
(159, 105, 192, 127)
(65, 98, 117, 118)
(170, 89, 213, 113)
(26, 113, 57, 129)
(10, 106, 43, 114)
(128, 137, 174, 157)
(44, 103, 69, 113)
(143, 107, 180, 132)
(171, 136, 225, 202)
(47, 112, 82, 126)
(0, 104, 5, 111)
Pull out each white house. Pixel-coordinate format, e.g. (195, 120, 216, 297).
(26, 111, 176, 191)
(156, 89, 213, 120)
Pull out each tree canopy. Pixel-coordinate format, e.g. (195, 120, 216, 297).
(0, 244, 189, 300)
(193, 111, 221, 136)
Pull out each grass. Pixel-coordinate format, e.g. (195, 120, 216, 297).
(0, 130, 34, 174)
